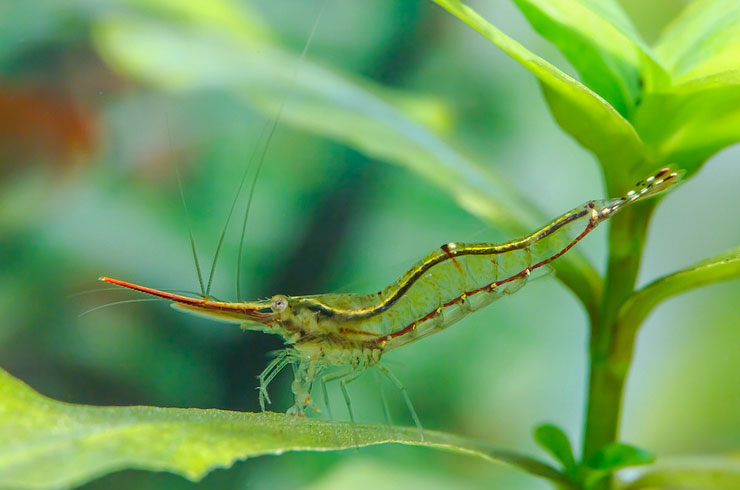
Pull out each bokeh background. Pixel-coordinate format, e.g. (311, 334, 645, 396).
(1, 0, 738, 488)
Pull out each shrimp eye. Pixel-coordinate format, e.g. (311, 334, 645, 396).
(270, 295, 289, 312)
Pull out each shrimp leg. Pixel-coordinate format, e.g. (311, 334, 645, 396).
(379, 364, 424, 441)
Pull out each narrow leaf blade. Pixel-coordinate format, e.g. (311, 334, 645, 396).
(92, 16, 535, 229)
(655, 0, 740, 83)
(432, 0, 648, 192)
(512, 0, 668, 117)
(618, 246, 740, 330)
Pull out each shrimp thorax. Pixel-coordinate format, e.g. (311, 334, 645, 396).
(259, 344, 382, 417)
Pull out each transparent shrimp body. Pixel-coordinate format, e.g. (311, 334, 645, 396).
(101, 167, 682, 435)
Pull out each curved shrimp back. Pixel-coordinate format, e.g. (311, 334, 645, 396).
(100, 166, 683, 436)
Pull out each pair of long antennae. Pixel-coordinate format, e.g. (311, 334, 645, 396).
(176, 1, 328, 302)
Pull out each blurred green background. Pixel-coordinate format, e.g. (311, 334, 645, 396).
(1, 0, 738, 488)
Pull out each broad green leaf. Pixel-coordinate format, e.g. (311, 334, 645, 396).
(655, 0, 740, 83)
(91, 10, 603, 316)
(432, 0, 649, 193)
(634, 71, 740, 174)
(512, 0, 668, 117)
(618, 246, 740, 331)
(534, 423, 577, 473)
(0, 368, 576, 490)
(618, 455, 740, 490)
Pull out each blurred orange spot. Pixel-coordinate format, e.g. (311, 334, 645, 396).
(0, 85, 98, 172)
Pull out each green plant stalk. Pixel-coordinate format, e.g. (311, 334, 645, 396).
(583, 201, 656, 489)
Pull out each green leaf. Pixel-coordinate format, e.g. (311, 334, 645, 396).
(618, 246, 740, 331)
(618, 455, 740, 490)
(126, 0, 274, 42)
(641, 0, 740, 173)
(583, 443, 654, 489)
(655, 0, 740, 83)
(432, 0, 649, 193)
(586, 443, 654, 470)
(90, 8, 603, 316)
(634, 71, 740, 174)
(534, 424, 577, 473)
(0, 368, 576, 490)
(92, 16, 536, 229)
(512, 0, 668, 117)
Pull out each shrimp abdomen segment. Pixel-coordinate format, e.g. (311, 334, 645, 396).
(374, 205, 594, 349)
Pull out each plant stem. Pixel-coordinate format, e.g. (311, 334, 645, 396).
(582, 202, 656, 489)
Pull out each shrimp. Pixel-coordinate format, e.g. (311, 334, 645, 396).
(101, 167, 682, 438)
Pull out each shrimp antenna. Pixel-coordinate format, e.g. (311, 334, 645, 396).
(204, 131, 263, 298)
(168, 113, 206, 297)
(79, 298, 164, 317)
(235, 0, 329, 301)
(205, 0, 328, 298)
